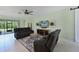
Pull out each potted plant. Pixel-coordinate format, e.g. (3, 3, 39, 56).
(50, 22, 54, 26)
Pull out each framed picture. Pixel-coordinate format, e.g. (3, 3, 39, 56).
(39, 20, 49, 28)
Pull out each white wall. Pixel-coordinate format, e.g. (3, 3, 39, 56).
(49, 9, 75, 41)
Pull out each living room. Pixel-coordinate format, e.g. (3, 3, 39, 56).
(0, 6, 79, 52)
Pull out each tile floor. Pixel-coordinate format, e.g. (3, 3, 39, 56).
(0, 33, 79, 52)
(0, 33, 29, 52)
(54, 38, 79, 52)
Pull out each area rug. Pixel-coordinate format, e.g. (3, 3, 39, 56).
(18, 35, 43, 52)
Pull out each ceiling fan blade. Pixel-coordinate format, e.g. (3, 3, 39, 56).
(18, 9, 34, 15)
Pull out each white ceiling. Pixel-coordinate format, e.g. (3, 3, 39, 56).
(0, 6, 76, 19)
(0, 6, 75, 19)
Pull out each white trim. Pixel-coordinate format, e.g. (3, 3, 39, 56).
(75, 9, 79, 42)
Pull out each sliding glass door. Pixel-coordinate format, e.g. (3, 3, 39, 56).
(0, 20, 19, 33)
(0, 21, 5, 32)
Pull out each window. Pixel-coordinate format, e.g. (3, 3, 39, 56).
(0, 20, 19, 32)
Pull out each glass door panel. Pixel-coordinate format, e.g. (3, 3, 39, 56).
(0, 20, 19, 34)
(0, 21, 5, 32)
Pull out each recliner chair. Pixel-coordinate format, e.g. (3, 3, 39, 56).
(34, 29, 61, 52)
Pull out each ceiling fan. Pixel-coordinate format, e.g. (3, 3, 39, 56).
(70, 6, 79, 10)
(18, 9, 33, 15)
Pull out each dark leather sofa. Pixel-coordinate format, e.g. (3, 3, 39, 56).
(14, 27, 34, 39)
(34, 29, 61, 52)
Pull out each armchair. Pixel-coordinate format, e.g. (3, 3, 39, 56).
(34, 29, 61, 52)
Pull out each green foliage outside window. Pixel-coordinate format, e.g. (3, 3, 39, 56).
(0, 21, 18, 29)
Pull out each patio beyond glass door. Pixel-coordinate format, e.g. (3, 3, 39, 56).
(0, 20, 19, 34)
